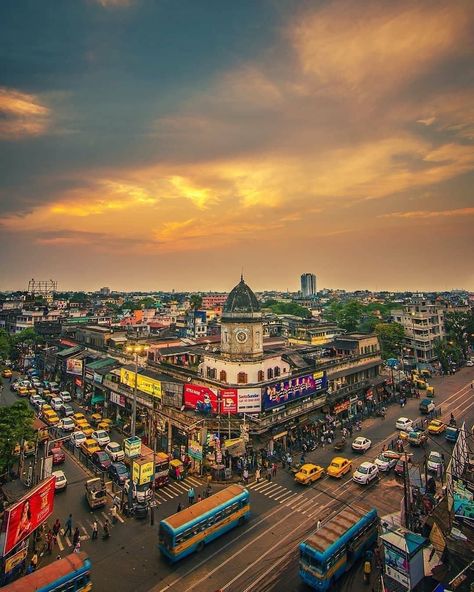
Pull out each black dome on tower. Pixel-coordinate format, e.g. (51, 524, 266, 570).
(223, 276, 260, 314)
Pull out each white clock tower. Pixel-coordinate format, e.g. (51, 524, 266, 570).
(220, 275, 263, 361)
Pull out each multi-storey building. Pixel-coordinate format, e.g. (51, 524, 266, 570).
(300, 273, 317, 297)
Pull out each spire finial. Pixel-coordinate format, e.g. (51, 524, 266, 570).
(240, 268, 244, 282)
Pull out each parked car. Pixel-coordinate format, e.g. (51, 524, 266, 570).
(58, 417, 75, 432)
(49, 382, 60, 394)
(71, 431, 87, 448)
(32, 397, 46, 411)
(50, 447, 65, 465)
(91, 450, 112, 471)
(30, 394, 43, 406)
(43, 409, 60, 426)
(374, 451, 400, 472)
(60, 404, 74, 417)
(327, 457, 352, 478)
(353, 462, 379, 485)
(59, 391, 72, 403)
(351, 437, 372, 453)
(81, 424, 94, 438)
(91, 430, 111, 447)
(105, 442, 125, 462)
(51, 397, 64, 412)
(428, 420, 446, 435)
(294, 463, 325, 485)
(395, 418, 413, 431)
(109, 462, 129, 485)
(80, 438, 101, 457)
(427, 451, 444, 473)
(52, 470, 67, 491)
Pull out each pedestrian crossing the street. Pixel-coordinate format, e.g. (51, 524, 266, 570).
(153, 475, 203, 505)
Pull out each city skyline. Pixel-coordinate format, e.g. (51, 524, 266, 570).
(1, 0, 473, 292)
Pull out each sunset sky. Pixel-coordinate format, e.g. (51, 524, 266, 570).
(1, 0, 473, 292)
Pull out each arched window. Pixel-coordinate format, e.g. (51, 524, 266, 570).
(219, 370, 227, 382)
(267, 368, 273, 380)
(274, 367, 280, 377)
(257, 370, 264, 382)
(237, 372, 248, 384)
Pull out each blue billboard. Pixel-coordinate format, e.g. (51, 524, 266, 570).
(263, 372, 328, 410)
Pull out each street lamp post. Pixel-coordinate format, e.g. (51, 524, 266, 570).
(125, 344, 149, 438)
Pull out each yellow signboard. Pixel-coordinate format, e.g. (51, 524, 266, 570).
(132, 459, 154, 485)
(120, 368, 162, 398)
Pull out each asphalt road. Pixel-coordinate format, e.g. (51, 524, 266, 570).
(2, 368, 474, 592)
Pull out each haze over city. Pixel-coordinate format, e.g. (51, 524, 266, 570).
(1, 0, 473, 292)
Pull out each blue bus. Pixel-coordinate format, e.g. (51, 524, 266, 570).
(159, 484, 250, 562)
(2, 553, 92, 592)
(299, 507, 378, 590)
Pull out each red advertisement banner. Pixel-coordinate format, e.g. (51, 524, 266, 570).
(183, 384, 237, 414)
(2, 477, 55, 555)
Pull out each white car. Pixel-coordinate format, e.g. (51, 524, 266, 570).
(30, 394, 42, 406)
(467, 360, 474, 367)
(351, 437, 372, 453)
(33, 398, 46, 411)
(59, 417, 75, 432)
(51, 397, 64, 411)
(71, 431, 87, 448)
(105, 442, 125, 462)
(32, 379, 42, 388)
(353, 462, 379, 485)
(396, 417, 413, 431)
(52, 470, 67, 491)
(59, 391, 72, 402)
(374, 451, 400, 472)
(124, 479, 153, 503)
(427, 451, 444, 472)
(91, 430, 110, 447)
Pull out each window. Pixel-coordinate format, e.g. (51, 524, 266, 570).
(274, 367, 280, 377)
(237, 372, 248, 384)
(257, 370, 264, 382)
(267, 368, 273, 380)
(220, 370, 227, 382)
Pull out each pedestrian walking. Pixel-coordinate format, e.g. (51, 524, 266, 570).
(177, 502, 182, 513)
(74, 541, 81, 554)
(91, 521, 98, 540)
(64, 514, 72, 538)
(52, 519, 61, 537)
(111, 505, 118, 525)
(272, 463, 277, 478)
(266, 467, 272, 481)
(188, 486, 195, 505)
(72, 527, 80, 547)
(102, 520, 110, 540)
(255, 467, 261, 483)
(46, 530, 53, 555)
(316, 520, 321, 530)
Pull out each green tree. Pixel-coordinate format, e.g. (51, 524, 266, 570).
(337, 300, 364, 332)
(138, 297, 156, 309)
(375, 322, 405, 359)
(444, 311, 474, 357)
(12, 328, 44, 347)
(189, 295, 203, 310)
(0, 401, 35, 478)
(265, 301, 312, 318)
(0, 329, 12, 360)
(434, 338, 464, 373)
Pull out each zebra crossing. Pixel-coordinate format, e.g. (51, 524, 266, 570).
(153, 475, 203, 505)
(246, 479, 325, 517)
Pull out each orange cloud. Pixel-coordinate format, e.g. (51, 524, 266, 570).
(380, 207, 474, 220)
(0, 87, 51, 139)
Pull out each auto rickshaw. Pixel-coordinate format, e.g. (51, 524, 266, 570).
(426, 386, 435, 397)
(169, 459, 185, 480)
(90, 413, 102, 426)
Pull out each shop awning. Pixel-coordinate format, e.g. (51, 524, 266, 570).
(91, 393, 105, 404)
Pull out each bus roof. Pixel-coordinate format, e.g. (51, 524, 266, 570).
(32, 417, 47, 430)
(2, 553, 89, 592)
(163, 484, 246, 530)
(305, 507, 375, 553)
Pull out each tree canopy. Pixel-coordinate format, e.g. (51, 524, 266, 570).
(323, 299, 399, 333)
(434, 338, 464, 374)
(0, 401, 35, 478)
(444, 310, 474, 357)
(262, 300, 312, 319)
(0, 329, 12, 360)
(374, 322, 405, 360)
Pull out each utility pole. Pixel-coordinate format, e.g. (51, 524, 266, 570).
(150, 397, 157, 527)
(403, 450, 411, 531)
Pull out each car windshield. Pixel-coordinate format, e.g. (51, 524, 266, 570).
(97, 431, 107, 438)
(97, 452, 107, 460)
(116, 465, 127, 474)
(429, 453, 441, 462)
(331, 462, 340, 468)
(109, 444, 120, 451)
(358, 466, 369, 474)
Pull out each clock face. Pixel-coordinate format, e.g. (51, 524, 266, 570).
(235, 330, 248, 343)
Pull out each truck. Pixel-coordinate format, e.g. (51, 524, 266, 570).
(445, 426, 459, 443)
(419, 398, 435, 415)
(407, 429, 428, 447)
(85, 478, 107, 509)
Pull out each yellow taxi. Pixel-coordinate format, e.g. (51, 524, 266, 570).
(75, 418, 90, 431)
(81, 424, 94, 437)
(42, 390, 53, 401)
(2, 368, 12, 378)
(80, 438, 101, 457)
(41, 404, 53, 413)
(73, 412, 86, 425)
(97, 421, 111, 432)
(294, 463, 325, 485)
(90, 413, 102, 426)
(100, 418, 113, 428)
(399, 430, 409, 441)
(43, 409, 60, 426)
(17, 387, 29, 397)
(327, 457, 352, 478)
(28, 388, 37, 397)
(428, 419, 446, 435)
